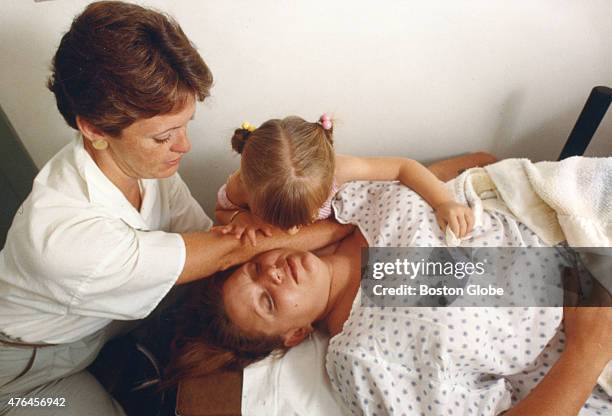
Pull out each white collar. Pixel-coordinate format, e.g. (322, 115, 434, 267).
(73, 135, 158, 230)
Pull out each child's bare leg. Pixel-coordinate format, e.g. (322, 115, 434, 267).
(427, 152, 498, 182)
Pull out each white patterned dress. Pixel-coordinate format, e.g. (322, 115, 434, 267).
(326, 181, 611, 416)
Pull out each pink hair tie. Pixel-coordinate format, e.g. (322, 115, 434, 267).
(319, 113, 332, 130)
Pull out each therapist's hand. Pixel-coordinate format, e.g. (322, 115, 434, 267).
(212, 211, 274, 246)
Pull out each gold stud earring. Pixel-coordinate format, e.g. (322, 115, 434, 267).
(92, 140, 108, 150)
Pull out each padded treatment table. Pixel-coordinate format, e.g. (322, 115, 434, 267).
(176, 371, 242, 416)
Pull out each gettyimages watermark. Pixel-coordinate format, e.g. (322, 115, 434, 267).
(360, 246, 612, 307)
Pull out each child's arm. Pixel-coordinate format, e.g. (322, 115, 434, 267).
(215, 170, 250, 225)
(336, 154, 453, 209)
(215, 208, 238, 225)
(214, 171, 274, 246)
(335, 154, 474, 237)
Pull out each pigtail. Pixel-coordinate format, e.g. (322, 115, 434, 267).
(231, 122, 257, 154)
(230, 128, 251, 154)
(322, 126, 334, 145)
(318, 113, 334, 146)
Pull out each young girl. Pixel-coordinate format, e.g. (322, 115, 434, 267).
(215, 114, 474, 245)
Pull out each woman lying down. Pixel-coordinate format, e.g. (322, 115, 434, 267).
(168, 179, 611, 416)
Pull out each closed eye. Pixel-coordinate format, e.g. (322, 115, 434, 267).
(154, 136, 171, 144)
(259, 290, 274, 313)
(265, 292, 274, 312)
(153, 130, 173, 143)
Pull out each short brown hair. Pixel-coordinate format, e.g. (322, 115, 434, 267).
(231, 116, 335, 230)
(47, 1, 213, 136)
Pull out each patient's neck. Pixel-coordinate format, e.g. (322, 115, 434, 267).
(319, 256, 347, 317)
(318, 252, 362, 335)
(313, 229, 366, 335)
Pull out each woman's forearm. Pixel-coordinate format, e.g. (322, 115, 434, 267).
(503, 347, 602, 416)
(177, 220, 354, 284)
(427, 151, 498, 182)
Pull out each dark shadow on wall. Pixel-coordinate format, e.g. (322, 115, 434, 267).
(491, 89, 612, 161)
(0, 105, 38, 249)
(502, 109, 578, 161)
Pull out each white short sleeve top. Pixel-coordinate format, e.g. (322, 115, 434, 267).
(0, 136, 212, 343)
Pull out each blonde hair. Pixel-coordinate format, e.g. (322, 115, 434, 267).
(231, 116, 335, 229)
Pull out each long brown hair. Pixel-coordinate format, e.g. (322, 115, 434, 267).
(47, 1, 213, 137)
(231, 116, 336, 230)
(164, 268, 285, 386)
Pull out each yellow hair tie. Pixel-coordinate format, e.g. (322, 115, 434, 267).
(241, 121, 256, 132)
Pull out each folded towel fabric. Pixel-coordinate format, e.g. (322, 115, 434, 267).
(450, 156, 612, 395)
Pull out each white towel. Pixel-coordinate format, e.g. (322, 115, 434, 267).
(485, 156, 612, 247)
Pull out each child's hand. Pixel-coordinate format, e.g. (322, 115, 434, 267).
(434, 201, 474, 238)
(214, 211, 273, 246)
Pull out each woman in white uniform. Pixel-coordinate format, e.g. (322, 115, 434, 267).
(0, 2, 350, 415)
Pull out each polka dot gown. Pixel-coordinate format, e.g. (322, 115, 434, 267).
(326, 181, 611, 416)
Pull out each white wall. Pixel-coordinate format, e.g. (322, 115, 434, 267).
(1, 0, 611, 215)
